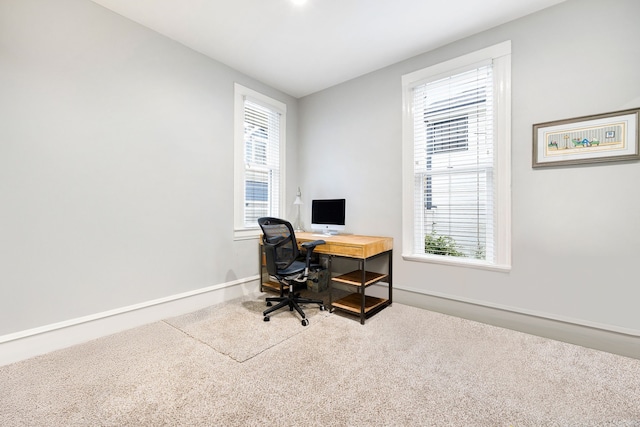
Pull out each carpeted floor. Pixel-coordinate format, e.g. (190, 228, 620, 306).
(1, 291, 639, 426)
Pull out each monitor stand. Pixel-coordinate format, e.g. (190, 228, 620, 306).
(311, 229, 340, 237)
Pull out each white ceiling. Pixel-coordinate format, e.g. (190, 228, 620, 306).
(90, 0, 565, 98)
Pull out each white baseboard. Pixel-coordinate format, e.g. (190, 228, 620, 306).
(4, 278, 637, 366)
(0, 276, 260, 366)
(386, 285, 640, 360)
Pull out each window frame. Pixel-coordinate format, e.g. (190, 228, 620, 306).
(233, 83, 286, 240)
(401, 41, 512, 271)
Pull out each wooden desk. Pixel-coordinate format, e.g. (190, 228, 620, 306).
(295, 233, 393, 259)
(288, 232, 393, 324)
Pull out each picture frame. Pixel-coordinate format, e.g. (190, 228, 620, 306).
(532, 108, 640, 168)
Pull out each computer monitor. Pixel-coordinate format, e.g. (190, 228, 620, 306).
(311, 199, 346, 235)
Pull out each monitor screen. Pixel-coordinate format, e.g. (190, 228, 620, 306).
(311, 199, 346, 234)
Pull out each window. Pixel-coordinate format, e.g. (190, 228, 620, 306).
(401, 42, 511, 270)
(234, 84, 286, 239)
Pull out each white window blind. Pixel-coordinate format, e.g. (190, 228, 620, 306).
(412, 64, 495, 261)
(234, 83, 286, 239)
(243, 98, 281, 227)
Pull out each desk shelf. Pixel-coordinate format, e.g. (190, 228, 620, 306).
(330, 268, 391, 324)
(261, 281, 281, 293)
(331, 293, 388, 315)
(333, 270, 388, 287)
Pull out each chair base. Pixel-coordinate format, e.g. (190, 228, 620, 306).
(263, 287, 325, 326)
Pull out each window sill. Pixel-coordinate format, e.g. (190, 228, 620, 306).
(402, 253, 511, 272)
(234, 228, 261, 241)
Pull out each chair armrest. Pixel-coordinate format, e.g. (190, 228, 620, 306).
(301, 240, 325, 271)
(301, 240, 325, 250)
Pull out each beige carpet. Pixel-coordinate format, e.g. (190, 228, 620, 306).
(1, 292, 639, 426)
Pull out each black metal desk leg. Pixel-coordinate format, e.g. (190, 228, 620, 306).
(388, 250, 393, 305)
(328, 255, 334, 312)
(360, 259, 366, 325)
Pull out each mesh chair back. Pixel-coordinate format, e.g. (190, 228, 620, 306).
(258, 217, 300, 275)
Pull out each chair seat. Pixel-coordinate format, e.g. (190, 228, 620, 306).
(277, 260, 306, 276)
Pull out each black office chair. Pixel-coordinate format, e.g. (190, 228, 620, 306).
(258, 217, 326, 326)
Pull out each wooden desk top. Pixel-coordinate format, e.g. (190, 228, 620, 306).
(296, 232, 393, 259)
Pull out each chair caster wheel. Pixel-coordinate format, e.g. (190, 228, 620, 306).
(319, 305, 326, 311)
(301, 319, 309, 326)
(264, 316, 270, 322)
(266, 301, 272, 307)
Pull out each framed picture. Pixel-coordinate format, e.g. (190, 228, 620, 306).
(532, 108, 640, 168)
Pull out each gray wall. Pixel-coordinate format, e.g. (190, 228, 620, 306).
(0, 0, 299, 335)
(298, 0, 640, 339)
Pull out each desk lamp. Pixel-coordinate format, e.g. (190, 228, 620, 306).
(293, 187, 304, 232)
